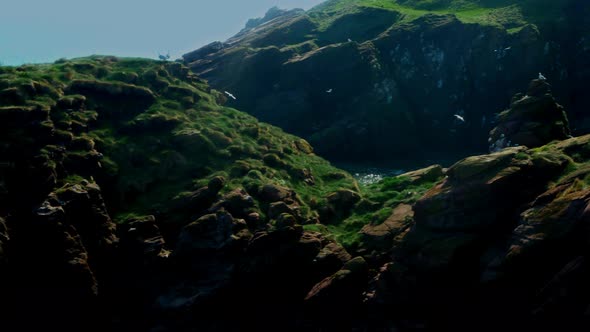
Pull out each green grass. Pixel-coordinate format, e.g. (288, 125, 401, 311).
(327, 172, 441, 251)
(0, 56, 364, 228)
(308, 0, 567, 32)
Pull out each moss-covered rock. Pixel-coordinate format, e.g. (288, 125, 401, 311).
(489, 79, 571, 151)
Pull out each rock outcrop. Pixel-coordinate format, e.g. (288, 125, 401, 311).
(489, 79, 571, 151)
(365, 135, 590, 331)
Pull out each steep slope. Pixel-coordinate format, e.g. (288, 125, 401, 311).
(0, 57, 365, 331)
(0, 55, 451, 331)
(2, 54, 590, 331)
(183, 0, 590, 163)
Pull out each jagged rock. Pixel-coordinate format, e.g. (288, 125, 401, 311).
(161, 176, 226, 236)
(56, 182, 118, 255)
(312, 240, 352, 276)
(401, 164, 445, 185)
(305, 256, 368, 316)
(365, 136, 590, 330)
(489, 79, 571, 151)
(360, 203, 414, 253)
(413, 146, 567, 234)
(4, 197, 100, 331)
(119, 215, 168, 264)
(210, 188, 255, 218)
(483, 181, 590, 283)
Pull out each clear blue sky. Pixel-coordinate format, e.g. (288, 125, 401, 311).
(0, 0, 325, 66)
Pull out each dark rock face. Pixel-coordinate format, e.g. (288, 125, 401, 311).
(364, 136, 590, 331)
(183, 3, 590, 164)
(2, 183, 117, 331)
(489, 79, 571, 151)
(304, 256, 369, 326)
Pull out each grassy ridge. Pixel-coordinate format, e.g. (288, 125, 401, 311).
(308, 0, 567, 31)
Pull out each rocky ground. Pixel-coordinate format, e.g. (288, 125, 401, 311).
(1, 54, 590, 331)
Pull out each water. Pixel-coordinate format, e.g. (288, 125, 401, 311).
(335, 151, 478, 185)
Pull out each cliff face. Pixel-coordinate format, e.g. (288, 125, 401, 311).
(0, 57, 363, 331)
(2, 54, 590, 331)
(183, 0, 590, 163)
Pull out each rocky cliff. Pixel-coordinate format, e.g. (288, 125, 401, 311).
(0, 57, 365, 331)
(183, 0, 590, 164)
(2, 55, 590, 331)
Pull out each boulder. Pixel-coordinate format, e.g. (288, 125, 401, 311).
(268, 200, 301, 220)
(360, 203, 414, 253)
(119, 215, 168, 264)
(210, 188, 255, 218)
(400, 164, 444, 184)
(259, 183, 297, 203)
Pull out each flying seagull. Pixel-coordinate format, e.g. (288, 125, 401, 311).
(454, 114, 465, 122)
(326, 89, 333, 93)
(224, 91, 236, 100)
(538, 72, 547, 80)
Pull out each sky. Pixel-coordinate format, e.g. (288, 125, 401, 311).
(0, 0, 325, 66)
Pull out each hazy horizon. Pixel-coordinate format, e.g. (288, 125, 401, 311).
(0, 0, 324, 66)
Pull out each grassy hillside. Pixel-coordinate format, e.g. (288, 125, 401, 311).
(0, 56, 362, 224)
(309, 0, 565, 31)
(0, 56, 443, 253)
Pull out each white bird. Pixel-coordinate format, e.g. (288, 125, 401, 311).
(326, 89, 333, 93)
(347, 38, 352, 42)
(224, 91, 236, 100)
(538, 72, 547, 80)
(453, 114, 465, 122)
